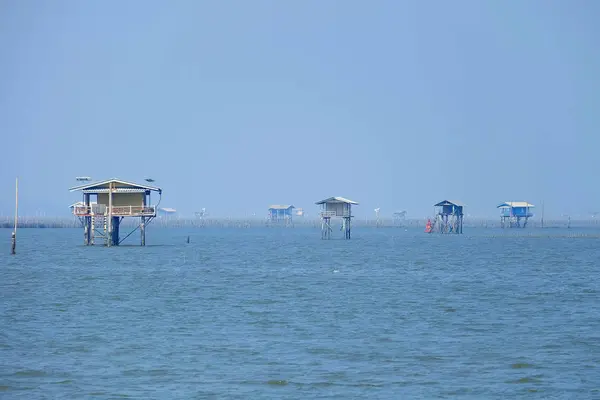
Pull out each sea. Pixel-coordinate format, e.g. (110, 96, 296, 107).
(1, 226, 599, 399)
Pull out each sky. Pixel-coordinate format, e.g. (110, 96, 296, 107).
(1, 0, 599, 219)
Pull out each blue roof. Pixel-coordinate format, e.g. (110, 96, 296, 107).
(497, 202, 534, 208)
(434, 200, 465, 207)
(268, 205, 295, 210)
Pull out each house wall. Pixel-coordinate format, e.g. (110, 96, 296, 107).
(97, 193, 108, 205)
(325, 203, 351, 216)
(269, 208, 293, 219)
(512, 207, 534, 218)
(97, 193, 144, 207)
(500, 207, 533, 217)
(442, 205, 463, 215)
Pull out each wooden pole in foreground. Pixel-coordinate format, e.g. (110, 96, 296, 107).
(11, 177, 18, 255)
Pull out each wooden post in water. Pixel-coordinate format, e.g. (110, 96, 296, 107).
(541, 200, 545, 229)
(140, 217, 146, 246)
(11, 177, 18, 255)
(344, 203, 352, 239)
(83, 193, 90, 245)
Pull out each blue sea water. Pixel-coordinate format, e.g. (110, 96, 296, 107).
(1, 226, 600, 399)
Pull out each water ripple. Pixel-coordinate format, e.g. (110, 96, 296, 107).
(1, 227, 600, 398)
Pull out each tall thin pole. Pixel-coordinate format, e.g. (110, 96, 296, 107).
(14, 177, 18, 234)
(541, 200, 544, 229)
(11, 177, 18, 255)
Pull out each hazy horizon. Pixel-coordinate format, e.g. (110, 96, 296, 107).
(1, 1, 599, 219)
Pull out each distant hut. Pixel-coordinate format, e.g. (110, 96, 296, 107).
(69, 178, 162, 246)
(69, 200, 96, 211)
(159, 207, 177, 220)
(497, 201, 534, 228)
(315, 197, 358, 239)
(268, 205, 295, 226)
(393, 210, 407, 226)
(432, 200, 464, 234)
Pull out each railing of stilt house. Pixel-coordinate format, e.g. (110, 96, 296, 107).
(73, 205, 156, 217)
(320, 211, 351, 217)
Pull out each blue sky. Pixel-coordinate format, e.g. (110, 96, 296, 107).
(1, 0, 598, 219)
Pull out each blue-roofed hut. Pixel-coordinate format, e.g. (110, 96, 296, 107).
(497, 201, 534, 228)
(268, 205, 295, 226)
(432, 200, 464, 234)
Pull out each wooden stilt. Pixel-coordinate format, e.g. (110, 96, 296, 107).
(111, 216, 120, 246)
(107, 182, 113, 247)
(321, 216, 329, 239)
(344, 216, 351, 239)
(90, 214, 96, 245)
(141, 192, 147, 246)
(84, 193, 91, 245)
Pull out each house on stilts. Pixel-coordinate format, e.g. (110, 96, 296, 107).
(69, 178, 162, 246)
(315, 196, 358, 239)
